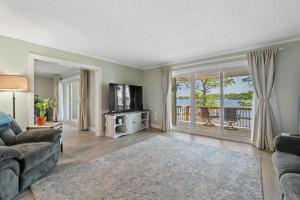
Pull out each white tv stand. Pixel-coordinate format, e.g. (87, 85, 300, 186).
(105, 110, 150, 138)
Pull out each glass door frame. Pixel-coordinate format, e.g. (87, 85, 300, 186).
(70, 80, 80, 123)
(172, 62, 251, 143)
(221, 65, 253, 143)
(173, 68, 223, 139)
(60, 74, 80, 125)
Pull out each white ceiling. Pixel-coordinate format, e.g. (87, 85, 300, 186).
(1, 0, 300, 69)
(34, 60, 80, 77)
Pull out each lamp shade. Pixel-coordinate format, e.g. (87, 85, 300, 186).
(0, 75, 28, 91)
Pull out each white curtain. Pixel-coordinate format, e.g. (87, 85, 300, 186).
(79, 69, 89, 131)
(52, 76, 60, 121)
(247, 48, 278, 151)
(160, 67, 172, 132)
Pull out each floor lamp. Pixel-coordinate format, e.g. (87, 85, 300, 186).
(0, 75, 28, 118)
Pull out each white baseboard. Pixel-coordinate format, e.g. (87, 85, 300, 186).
(88, 126, 106, 136)
(89, 126, 96, 132)
(150, 123, 162, 130)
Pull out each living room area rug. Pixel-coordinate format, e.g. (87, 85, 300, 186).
(31, 136, 263, 200)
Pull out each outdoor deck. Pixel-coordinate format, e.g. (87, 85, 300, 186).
(175, 106, 252, 143)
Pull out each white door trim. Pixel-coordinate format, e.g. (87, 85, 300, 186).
(27, 53, 103, 136)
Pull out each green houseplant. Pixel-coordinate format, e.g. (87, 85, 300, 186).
(35, 98, 56, 125)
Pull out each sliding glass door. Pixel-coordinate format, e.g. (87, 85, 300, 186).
(194, 71, 221, 138)
(222, 67, 253, 142)
(173, 65, 253, 143)
(175, 74, 192, 130)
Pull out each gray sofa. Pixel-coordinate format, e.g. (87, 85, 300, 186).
(272, 135, 300, 200)
(0, 112, 62, 200)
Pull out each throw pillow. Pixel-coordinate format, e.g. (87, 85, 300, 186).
(0, 111, 12, 129)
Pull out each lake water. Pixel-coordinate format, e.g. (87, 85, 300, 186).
(176, 99, 242, 107)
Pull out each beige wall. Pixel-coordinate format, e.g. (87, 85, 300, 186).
(275, 41, 300, 134)
(143, 40, 300, 135)
(0, 35, 143, 128)
(142, 68, 162, 129)
(34, 76, 54, 99)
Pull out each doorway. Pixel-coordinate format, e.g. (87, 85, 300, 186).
(172, 63, 253, 143)
(27, 54, 103, 136)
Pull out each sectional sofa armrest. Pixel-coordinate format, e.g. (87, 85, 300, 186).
(274, 135, 300, 155)
(0, 146, 23, 161)
(16, 129, 62, 144)
(0, 159, 20, 175)
(0, 159, 20, 200)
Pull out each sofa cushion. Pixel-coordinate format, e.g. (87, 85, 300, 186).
(0, 159, 20, 176)
(272, 152, 300, 178)
(0, 138, 4, 146)
(19, 153, 59, 191)
(8, 115, 23, 135)
(13, 142, 56, 173)
(280, 173, 300, 200)
(16, 129, 62, 144)
(0, 146, 23, 161)
(0, 128, 16, 146)
(0, 160, 20, 200)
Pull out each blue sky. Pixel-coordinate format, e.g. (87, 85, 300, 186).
(177, 76, 252, 96)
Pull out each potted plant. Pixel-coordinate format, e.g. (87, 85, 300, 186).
(35, 98, 56, 125)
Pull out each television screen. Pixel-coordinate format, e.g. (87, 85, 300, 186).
(109, 83, 142, 112)
(109, 84, 124, 112)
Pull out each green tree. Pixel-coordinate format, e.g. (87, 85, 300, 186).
(196, 77, 235, 106)
(176, 80, 190, 90)
(177, 96, 189, 99)
(242, 76, 252, 86)
(198, 93, 219, 106)
(225, 91, 253, 100)
(238, 99, 252, 107)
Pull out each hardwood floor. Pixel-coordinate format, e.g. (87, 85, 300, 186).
(15, 125, 280, 200)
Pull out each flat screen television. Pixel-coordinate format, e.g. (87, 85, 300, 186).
(109, 83, 143, 112)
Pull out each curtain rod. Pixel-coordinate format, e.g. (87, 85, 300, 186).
(172, 47, 284, 69)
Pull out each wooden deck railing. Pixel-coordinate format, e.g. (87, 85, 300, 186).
(176, 106, 252, 128)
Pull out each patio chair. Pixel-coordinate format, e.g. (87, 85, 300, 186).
(224, 107, 240, 130)
(200, 107, 219, 126)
